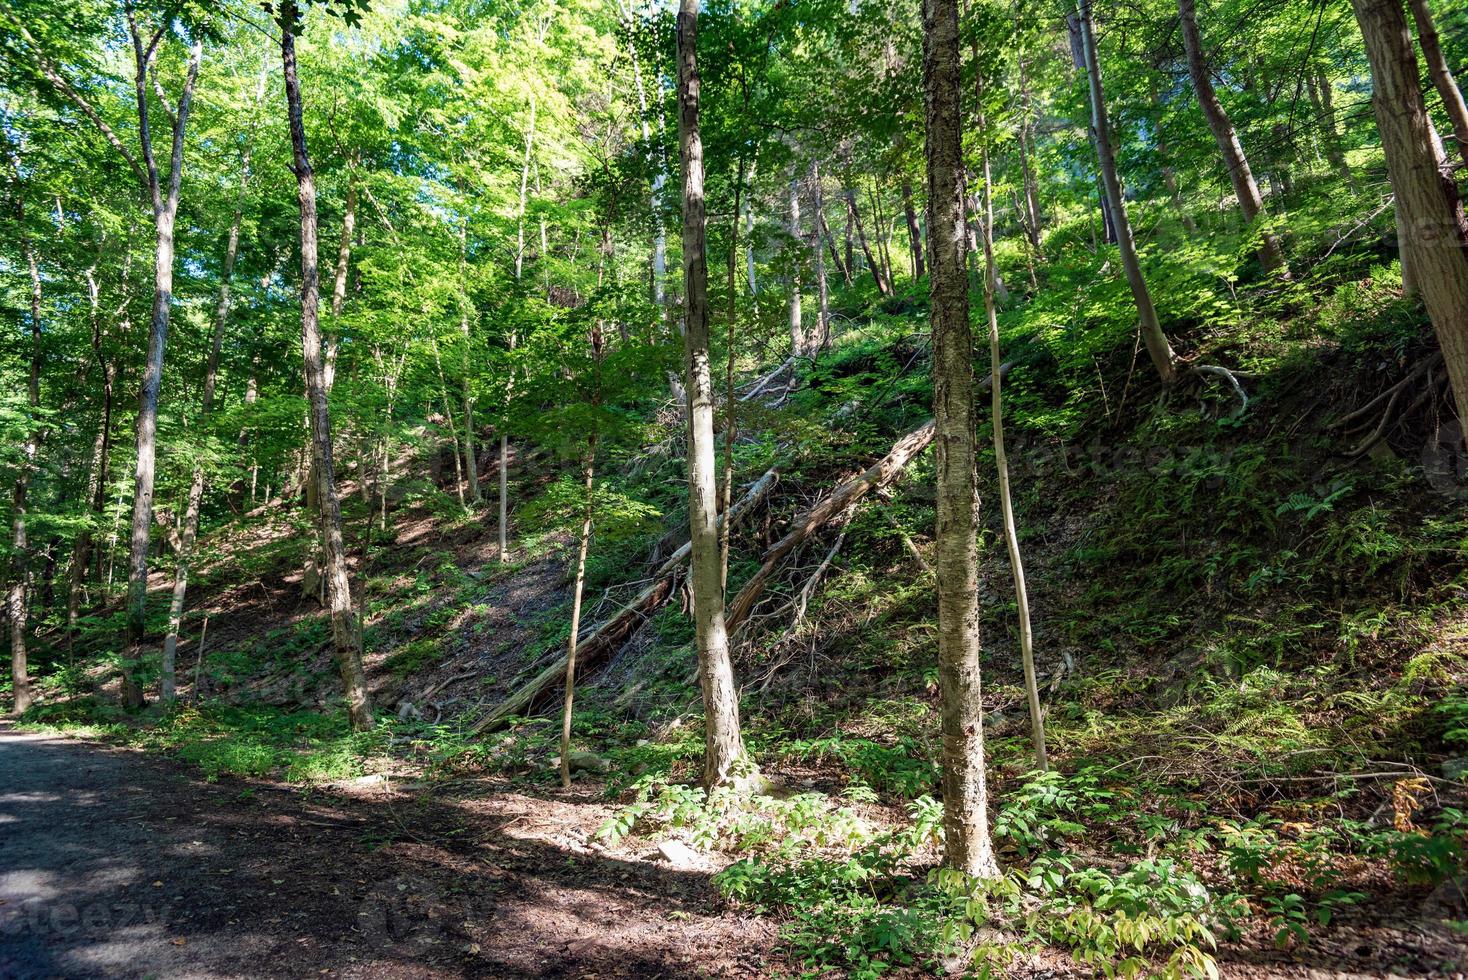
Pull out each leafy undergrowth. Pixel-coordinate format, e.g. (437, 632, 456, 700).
(20, 703, 388, 784)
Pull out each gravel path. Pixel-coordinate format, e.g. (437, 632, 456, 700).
(0, 722, 777, 979)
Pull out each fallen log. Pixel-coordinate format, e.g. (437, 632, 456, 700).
(725, 360, 1011, 633)
(470, 466, 780, 734)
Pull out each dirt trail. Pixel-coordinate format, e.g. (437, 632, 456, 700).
(0, 723, 777, 979)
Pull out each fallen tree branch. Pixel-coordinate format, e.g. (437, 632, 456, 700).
(726, 361, 1011, 634)
(469, 465, 779, 734)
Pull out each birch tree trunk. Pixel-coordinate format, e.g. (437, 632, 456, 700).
(459, 222, 480, 505)
(1351, 0, 1468, 424)
(677, 0, 749, 789)
(1177, 0, 1289, 275)
(1075, 0, 1178, 384)
(1407, 0, 1468, 173)
(123, 27, 203, 708)
(280, 0, 373, 731)
(923, 0, 1000, 878)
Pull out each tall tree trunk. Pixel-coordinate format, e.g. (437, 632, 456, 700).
(7, 174, 41, 715)
(676, 0, 748, 789)
(280, 0, 373, 731)
(974, 100, 1048, 775)
(1407, 0, 1468, 173)
(901, 182, 925, 279)
(1075, 1, 1178, 384)
(304, 168, 356, 600)
(1177, 0, 1289, 275)
(1352, 0, 1468, 423)
(924, 0, 1000, 879)
(122, 27, 203, 708)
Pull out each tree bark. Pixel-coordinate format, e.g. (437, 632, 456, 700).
(676, 0, 749, 789)
(1075, 1, 1178, 384)
(123, 26, 203, 708)
(1177, 0, 1289, 275)
(1352, 0, 1468, 424)
(923, 0, 1000, 878)
(280, 0, 373, 731)
(1407, 0, 1468, 173)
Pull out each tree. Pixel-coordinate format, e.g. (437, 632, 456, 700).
(121, 9, 204, 706)
(1074, 0, 1177, 385)
(1407, 0, 1468, 173)
(1351, 0, 1468, 425)
(1177, 0, 1288, 276)
(676, 0, 748, 789)
(277, 0, 373, 731)
(923, 0, 999, 878)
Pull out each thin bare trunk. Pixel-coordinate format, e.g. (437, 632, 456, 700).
(559, 436, 596, 789)
(845, 187, 892, 296)
(280, 0, 372, 730)
(677, 0, 748, 789)
(975, 102, 1047, 774)
(1075, 1, 1178, 384)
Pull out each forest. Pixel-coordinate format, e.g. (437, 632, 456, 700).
(0, 0, 1466, 975)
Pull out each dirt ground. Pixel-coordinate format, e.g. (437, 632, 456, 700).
(0, 722, 779, 979)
